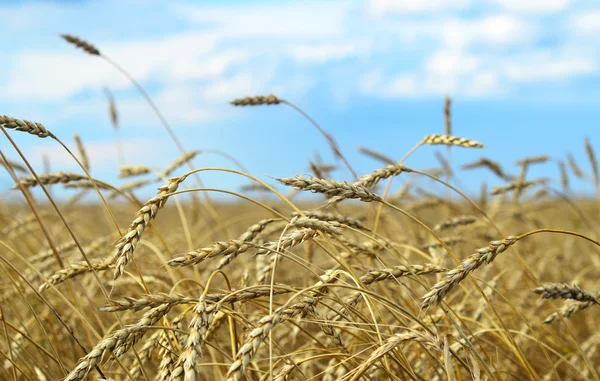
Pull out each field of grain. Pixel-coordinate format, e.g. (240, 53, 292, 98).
(1, 35, 599, 381)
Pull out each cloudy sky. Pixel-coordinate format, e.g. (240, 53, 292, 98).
(1, 0, 600, 199)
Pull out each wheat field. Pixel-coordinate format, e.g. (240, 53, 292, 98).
(0, 35, 599, 381)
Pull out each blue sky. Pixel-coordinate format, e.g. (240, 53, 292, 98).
(1, 0, 600, 200)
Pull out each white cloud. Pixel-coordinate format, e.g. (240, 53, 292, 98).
(425, 50, 481, 77)
(286, 41, 370, 63)
(493, 0, 573, 14)
(441, 15, 537, 49)
(503, 52, 595, 82)
(368, 0, 471, 15)
(384, 74, 420, 97)
(465, 70, 503, 96)
(177, 2, 349, 39)
(568, 10, 600, 35)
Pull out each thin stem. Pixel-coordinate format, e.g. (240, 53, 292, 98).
(282, 100, 358, 179)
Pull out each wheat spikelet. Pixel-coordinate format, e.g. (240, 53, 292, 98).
(39, 259, 113, 292)
(357, 164, 411, 189)
(170, 296, 213, 381)
(444, 95, 452, 135)
(332, 264, 447, 321)
(491, 178, 547, 196)
(291, 210, 365, 230)
(230, 95, 282, 106)
(276, 175, 381, 203)
(344, 331, 436, 380)
(419, 236, 464, 251)
(73, 133, 90, 171)
(558, 160, 570, 192)
(203, 309, 226, 344)
(170, 218, 284, 269)
(421, 236, 518, 308)
(12, 172, 90, 189)
(238, 218, 281, 242)
(113, 176, 185, 280)
(160, 150, 200, 178)
(290, 217, 343, 234)
(255, 228, 328, 256)
(533, 283, 599, 304)
(433, 216, 477, 232)
(156, 329, 178, 380)
(64, 303, 175, 381)
(128, 330, 160, 379)
(423, 134, 484, 148)
(168, 239, 250, 268)
(567, 152, 586, 179)
(0, 157, 26, 173)
(0, 116, 54, 139)
(308, 162, 337, 178)
(585, 137, 599, 187)
(462, 157, 511, 180)
(61, 34, 100, 55)
(118, 165, 153, 178)
(435, 151, 453, 178)
(225, 270, 340, 381)
(544, 298, 596, 324)
(104, 88, 119, 129)
(273, 363, 295, 381)
(515, 155, 550, 167)
(118, 178, 152, 193)
(357, 146, 395, 164)
(101, 288, 291, 312)
(256, 228, 331, 283)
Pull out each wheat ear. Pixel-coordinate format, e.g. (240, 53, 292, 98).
(421, 236, 518, 308)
